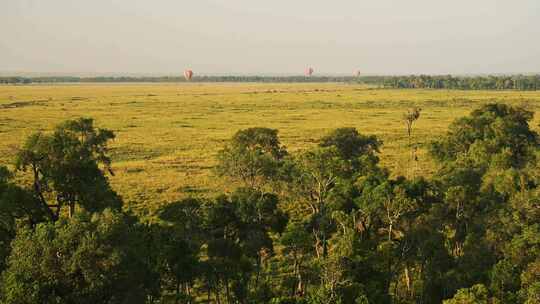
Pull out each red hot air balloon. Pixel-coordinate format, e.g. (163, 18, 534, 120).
(184, 69, 193, 81)
(305, 67, 314, 77)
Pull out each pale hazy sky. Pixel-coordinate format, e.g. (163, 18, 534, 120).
(1, 0, 539, 75)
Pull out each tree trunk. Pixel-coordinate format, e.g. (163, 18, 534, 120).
(405, 265, 412, 297)
(314, 229, 322, 259)
(32, 165, 56, 221)
(68, 202, 75, 218)
(216, 282, 221, 304)
(207, 281, 211, 304)
(254, 254, 261, 290)
(225, 277, 231, 304)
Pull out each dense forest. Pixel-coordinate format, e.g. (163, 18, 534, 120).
(1, 103, 540, 303)
(1, 75, 540, 90)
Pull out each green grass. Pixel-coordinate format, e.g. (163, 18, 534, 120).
(1, 83, 539, 216)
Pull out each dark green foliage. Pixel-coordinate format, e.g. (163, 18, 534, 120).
(0, 167, 15, 274)
(153, 189, 288, 303)
(156, 198, 204, 302)
(319, 128, 382, 177)
(442, 284, 490, 304)
(0, 166, 46, 274)
(198, 188, 288, 303)
(429, 103, 538, 167)
(0, 209, 158, 304)
(383, 74, 540, 91)
(216, 127, 288, 189)
(15, 118, 121, 220)
(319, 128, 381, 161)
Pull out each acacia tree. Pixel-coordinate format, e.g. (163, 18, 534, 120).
(15, 118, 121, 220)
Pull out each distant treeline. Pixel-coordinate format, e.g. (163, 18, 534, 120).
(381, 74, 540, 90)
(0, 75, 368, 84)
(2, 74, 540, 90)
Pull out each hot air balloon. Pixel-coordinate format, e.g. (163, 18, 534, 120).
(184, 69, 193, 81)
(305, 67, 314, 77)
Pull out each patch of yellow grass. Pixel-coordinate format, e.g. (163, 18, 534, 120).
(1, 83, 539, 215)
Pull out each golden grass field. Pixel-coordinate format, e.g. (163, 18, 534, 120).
(1, 83, 539, 217)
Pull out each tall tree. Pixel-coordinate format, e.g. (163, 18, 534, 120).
(0, 166, 47, 274)
(0, 209, 159, 304)
(15, 118, 121, 220)
(319, 127, 382, 177)
(216, 128, 288, 190)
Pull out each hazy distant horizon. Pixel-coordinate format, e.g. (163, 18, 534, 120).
(2, 0, 539, 75)
(2, 71, 540, 78)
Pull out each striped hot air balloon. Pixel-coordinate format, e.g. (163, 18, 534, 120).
(305, 67, 314, 77)
(184, 69, 193, 81)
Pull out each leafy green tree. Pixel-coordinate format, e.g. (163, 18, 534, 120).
(0, 209, 158, 304)
(430, 104, 537, 167)
(157, 198, 205, 303)
(357, 180, 421, 302)
(319, 128, 380, 163)
(443, 284, 489, 304)
(318, 128, 383, 180)
(520, 259, 540, 303)
(279, 222, 314, 297)
(0, 166, 48, 274)
(199, 188, 287, 303)
(0, 166, 16, 273)
(430, 104, 537, 250)
(290, 146, 347, 259)
(216, 128, 288, 190)
(15, 118, 121, 220)
(489, 259, 520, 303)
(427, 104, 540, 302)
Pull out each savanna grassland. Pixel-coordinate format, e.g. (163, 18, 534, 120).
(1, 83, 539, 216)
